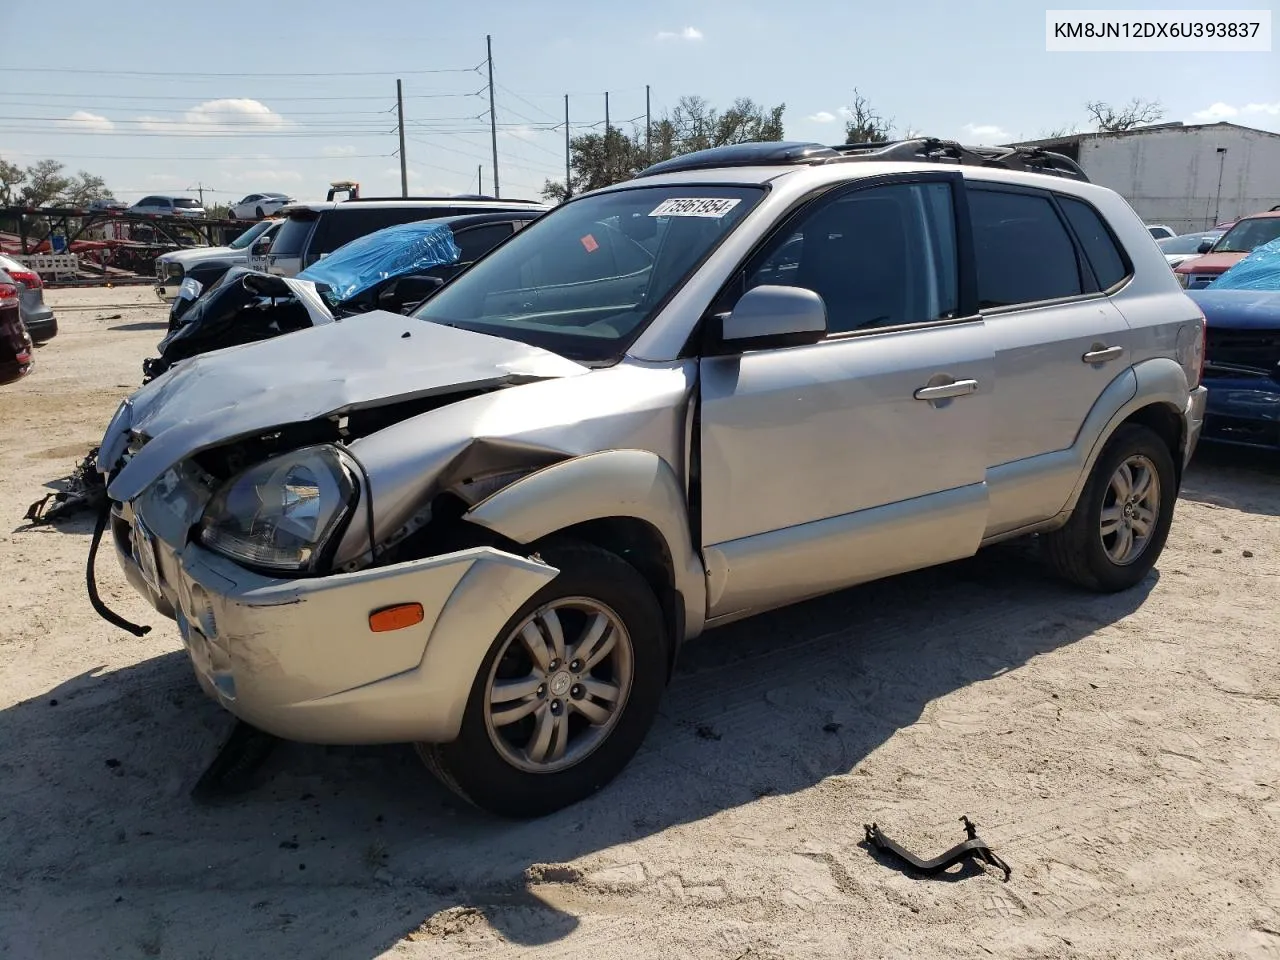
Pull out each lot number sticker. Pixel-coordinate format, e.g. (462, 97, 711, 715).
(649, 197, 742, 218)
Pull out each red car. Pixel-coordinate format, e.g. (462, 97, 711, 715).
(1174, 211, 1280, 289)
(0, 273, 33, 384)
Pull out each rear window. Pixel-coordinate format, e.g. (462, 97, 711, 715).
(1058, 196, 1129, 290)
(969, 189, 1082, 308)
(270, 214, 318, 258)
(174, 198, 201, 209)
(314, 207, 455, 256)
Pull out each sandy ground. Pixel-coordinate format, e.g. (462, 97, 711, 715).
(1, 286, 1279, 960)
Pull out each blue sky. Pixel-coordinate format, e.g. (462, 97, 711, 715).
(2, 0, 1275, 205)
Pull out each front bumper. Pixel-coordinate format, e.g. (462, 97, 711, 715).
(1200, 379, 1280, 450)
(24, 313, 57, 342)
(111, 499, 557, 744)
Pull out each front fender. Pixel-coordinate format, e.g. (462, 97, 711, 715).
(464, 449, 706, 639)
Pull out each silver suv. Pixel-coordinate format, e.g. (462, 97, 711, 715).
(95, 139, 1207, 818)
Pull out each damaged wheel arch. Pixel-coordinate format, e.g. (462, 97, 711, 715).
(462, 448, 707, 651)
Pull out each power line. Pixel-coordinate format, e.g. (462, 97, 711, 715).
(8, 151, 394, 161)
(0, 64, 483, 78)
(0, 90, 483, 102)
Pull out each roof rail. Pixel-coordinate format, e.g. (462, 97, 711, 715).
(634, 137, 1089, 182)
(834, 138, 1089, 181)
(340, 194, 545, 204)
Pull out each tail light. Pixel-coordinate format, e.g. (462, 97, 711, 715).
(1178, 308, 1206, 390)
(0, 281, 17, 306)
(7, 267, 42, 290)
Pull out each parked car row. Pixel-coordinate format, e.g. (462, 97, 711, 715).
(0, 254, 57, 385)
(94, 137, 1215, 818)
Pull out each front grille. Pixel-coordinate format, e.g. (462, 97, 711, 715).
(1204, 328, 1280, 380)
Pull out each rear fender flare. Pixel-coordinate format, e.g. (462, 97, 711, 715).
(1060, 357, 1189, 517)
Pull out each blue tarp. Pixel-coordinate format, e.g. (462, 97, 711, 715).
(1211, 237, 1280, 291)
(297, 220, 462, 303)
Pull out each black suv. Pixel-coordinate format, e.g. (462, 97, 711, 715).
(258, 196, 547, 277)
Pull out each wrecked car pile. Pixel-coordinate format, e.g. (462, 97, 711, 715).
(143, 214, 533, 382)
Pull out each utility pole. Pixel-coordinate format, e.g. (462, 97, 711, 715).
(477, 165, 482, 193)
(564, 94, 571, 198)
(486, 35, 500, 198)
(1212, 146, 1228, 227)
(645, 84, 651, 164)
(604, 91, 611, 182)
(396, 78, 408, 198)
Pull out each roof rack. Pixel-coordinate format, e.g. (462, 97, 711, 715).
(634, 137, 1089, 183)
(340, 194, 545, 204)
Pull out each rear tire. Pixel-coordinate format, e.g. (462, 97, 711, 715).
(255, 206, 265, 219)
(418, 539, 668, 818)
(1043, 423, 1177, 592)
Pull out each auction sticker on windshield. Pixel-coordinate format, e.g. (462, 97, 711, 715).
(649, 197, 742, 218)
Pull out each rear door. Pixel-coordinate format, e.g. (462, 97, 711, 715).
(697, 174, 994, 618)
(966, 182, 1136, 536)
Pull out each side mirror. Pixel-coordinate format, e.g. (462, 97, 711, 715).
(713, 285, 827, 353)
(1197, 239, 1214, 254)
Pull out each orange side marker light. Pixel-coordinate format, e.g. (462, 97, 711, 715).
(368, 603, 425, 633)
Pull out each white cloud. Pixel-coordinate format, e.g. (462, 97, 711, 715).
(1192, 102, 1238, 121)
(137, 98, 292, 135)
(806, 111, 837, 123)
(656, 26, 703, 41)
(1192, 101, 1280, 121)
(962, 122, 1012, 144)
(57, 110, 114, 132)
(321, 145, 358, 157)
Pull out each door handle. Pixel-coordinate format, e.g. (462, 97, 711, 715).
(914, 379, 979, 401)
(1082, 345, 1124, 363)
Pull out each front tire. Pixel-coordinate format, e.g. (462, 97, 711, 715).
(255, 206, 265, 219)
(418, 539, 668, 818)
(1043, 423, 1177, 592)
(227, 210, 236, 219)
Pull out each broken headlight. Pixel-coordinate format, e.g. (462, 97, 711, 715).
(199, 445, 358, 573)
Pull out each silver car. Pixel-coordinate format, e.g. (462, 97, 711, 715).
(96, 139, 1207, 818)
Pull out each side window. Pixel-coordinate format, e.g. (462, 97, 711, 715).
(736, 181, 959, 334)
(452, 223, 513, 263)
(1057, 196, 1130, 290)
(318, 209, 443, 255)
(968, 189, 1082, 308)
(139, 196, 161, 206)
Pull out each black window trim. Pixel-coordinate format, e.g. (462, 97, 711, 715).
(1051, 191, 1135, 297)
(965, 181, 1125, 315)
(696, 169, 980, 354)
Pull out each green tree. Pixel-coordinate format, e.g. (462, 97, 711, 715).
(5, 157, 114, 208)
(542, 94, 787, 202)
(843, 89, 893, 144)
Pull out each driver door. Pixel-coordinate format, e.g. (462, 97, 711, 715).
(697, 175, 994, 620)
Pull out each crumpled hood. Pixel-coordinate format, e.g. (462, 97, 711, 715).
(99, 311, 589, 502)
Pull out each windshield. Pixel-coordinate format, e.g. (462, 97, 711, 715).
(174, 198, 202, 209)
(1213, 217, 1280, 254)
(411, 185, 763, 362)
(1159, 233, 1220, 254)
(228, 219, 274, 250)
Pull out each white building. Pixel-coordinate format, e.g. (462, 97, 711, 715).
(1009, 122, 1280, 234)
